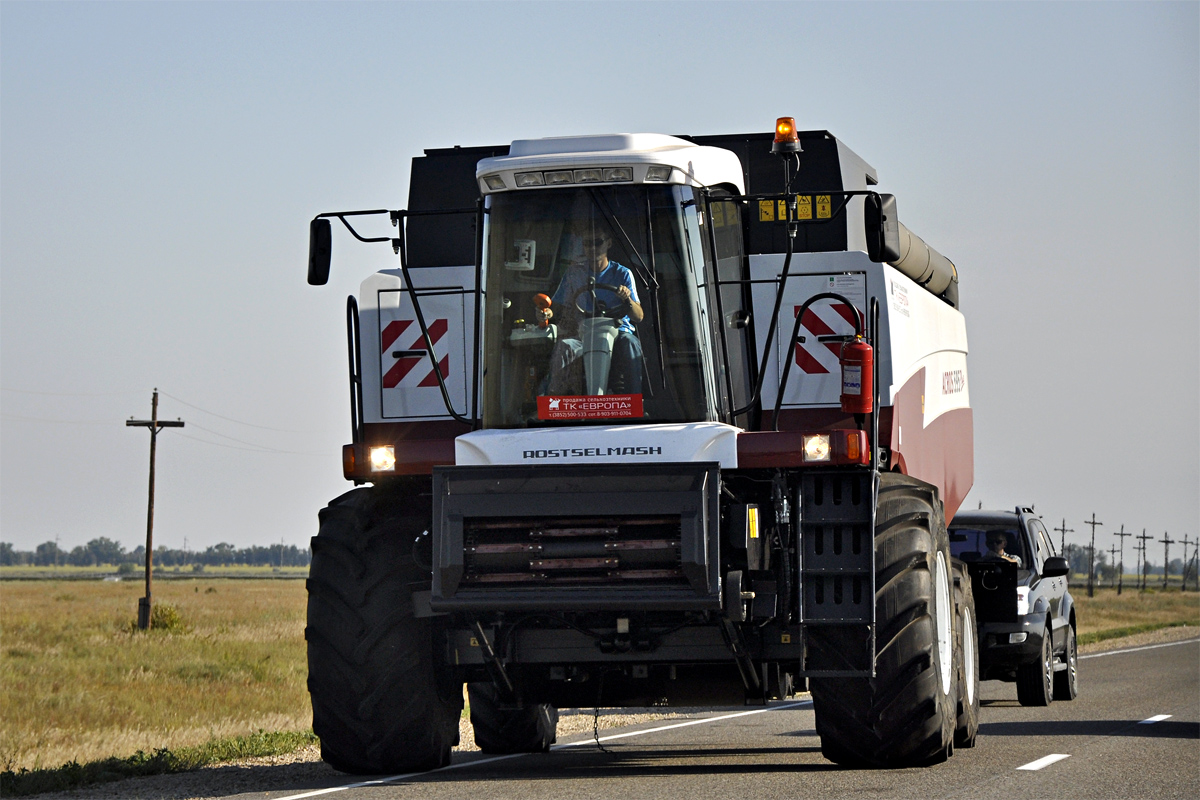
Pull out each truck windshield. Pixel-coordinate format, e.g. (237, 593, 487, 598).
(481, 185, 715, 428)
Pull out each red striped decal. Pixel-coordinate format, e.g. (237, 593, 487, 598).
(383, 356, 422, 388)
(793, 345, 829, 374)
(381, 319, 413, 353)
(383, 318, 451, 389)
(417, 354, 450, 387)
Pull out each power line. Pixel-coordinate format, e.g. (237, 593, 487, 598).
(1, 412, 118, 426)
(1, 387, 142, 397)
(158, 391, 301, 433)
(173, 430, 332, 456)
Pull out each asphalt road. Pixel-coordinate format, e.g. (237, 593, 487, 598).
(128, 639, 1200, 800)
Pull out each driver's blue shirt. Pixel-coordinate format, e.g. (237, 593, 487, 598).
(551, 260, 640, 335)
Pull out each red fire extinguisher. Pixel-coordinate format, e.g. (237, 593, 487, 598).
(840, 336, 874, 414)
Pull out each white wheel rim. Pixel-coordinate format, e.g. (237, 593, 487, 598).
(963, 609, 976, 705)
(935, 551, 952, 695)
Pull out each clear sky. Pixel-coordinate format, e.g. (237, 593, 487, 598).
(2, 2, 1196, 563)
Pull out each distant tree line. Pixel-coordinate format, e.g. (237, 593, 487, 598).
(0, 538, 310, 568)
(1061, 543, 1184, 578)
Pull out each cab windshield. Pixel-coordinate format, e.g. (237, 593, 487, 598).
(481, 185, 715, 428)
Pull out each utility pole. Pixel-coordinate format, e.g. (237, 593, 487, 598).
(1113, 525, 1132, 595)
(1188, 538, 1200, 592)
(126, 389, 184, 629)
(1136, 529, 1153, 591)
(1158, 533, 1175, 590)
(1084, 513, 1103, 598)
(1054, 519, 1074, 557)
(1180, 534, 1193, 592)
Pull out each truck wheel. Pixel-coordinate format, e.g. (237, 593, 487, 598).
(1052, 624, 1078, 701)
(1015, 626, 1054, 707)
(306, 487, 463, 774)
(467, 682, 558, 754)
(810, 474, 958, 767)
(953, 563, 980, 748)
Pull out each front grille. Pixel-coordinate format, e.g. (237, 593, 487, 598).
(462, 516, 686, 587)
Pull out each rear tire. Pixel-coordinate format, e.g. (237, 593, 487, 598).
(468, 683, 558, 754)
(1052, 624, 1078, 701)
(810, 474, 958, 767)
(1016, 626, 1054, 707)
(953, 562, 980, 748)
(306, 486, 463, 774)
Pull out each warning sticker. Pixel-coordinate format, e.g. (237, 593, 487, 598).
(796, 195, 812, 220)
(890, 280, 910, 318)
(817, 195, 832, 219)
(778, 200, 787, 220)
(711, 202, 725, 227)
(537, 394, 644, 420)
(758, 200, 774, 222)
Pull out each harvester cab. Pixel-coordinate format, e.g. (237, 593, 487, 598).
(304, 119, 976, 774)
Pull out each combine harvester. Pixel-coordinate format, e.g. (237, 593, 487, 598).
(305, 118, 977, 772)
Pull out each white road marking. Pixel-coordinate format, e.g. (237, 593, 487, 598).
(1138, 714, 1172, 724)
(557, 699, 813, 747)
(271, 700, 812, 800)
(1017, 753, 1071, 771)
(1079, 637, 1198, 660)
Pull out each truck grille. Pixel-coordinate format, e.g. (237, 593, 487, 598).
(462, 516, 686, 587)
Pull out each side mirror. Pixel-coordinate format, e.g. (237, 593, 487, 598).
(308, 218, 332, 285)
(864, 193, 900, 263)
(1042, 556, 1070, 578)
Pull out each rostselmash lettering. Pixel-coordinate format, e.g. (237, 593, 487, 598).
(521, 446, 664, 460)
(941, 369, 965, 395)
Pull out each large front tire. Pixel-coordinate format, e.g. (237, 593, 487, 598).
(306, 487, 463, 774)
(810, 474, 958, 767)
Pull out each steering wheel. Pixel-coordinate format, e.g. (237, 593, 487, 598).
(571, 282, 630, 319)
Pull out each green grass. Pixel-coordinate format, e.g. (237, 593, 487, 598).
(0, 579, 311, 774)
(0, 729, 317, 796)
(1077, 620, 1195, 646)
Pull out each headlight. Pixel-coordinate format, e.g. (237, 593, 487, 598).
(515, 172, 544, 187)
(1016, 586, 1030, 616)
(369, 445, 396, 472)
(482, 174, 506, 191)
(645, 165, 673, 182)
(802, 434, 831, 462)
(603, 167, 633, 182)
(573, 168, 603, 183)
(545, 170, 573, 185)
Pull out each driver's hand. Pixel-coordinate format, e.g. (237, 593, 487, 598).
(614, 286, 631, 302)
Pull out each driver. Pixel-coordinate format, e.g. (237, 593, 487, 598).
(538, 231, 644, 395)
(982, 531, 1023, 567)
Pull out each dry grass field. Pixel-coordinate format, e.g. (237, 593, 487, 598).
(1072, 586, 1199, 639)
(1, 578, 1196, 780)
(1, 579, 309, 772)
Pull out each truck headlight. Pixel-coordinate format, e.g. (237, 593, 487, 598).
(369, 445, 396, 472)
(802, 434, 831, 462)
